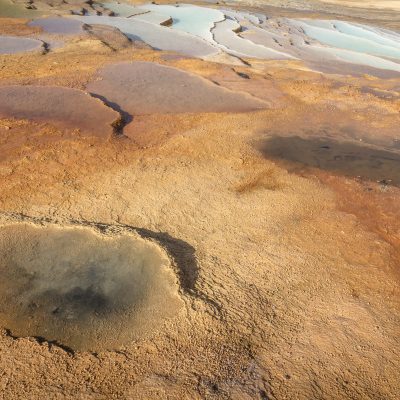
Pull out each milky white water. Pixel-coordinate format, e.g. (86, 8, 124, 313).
(296, 19, 400, 60)
(72, 4, 400, 73)
(139, 3, 224, 42)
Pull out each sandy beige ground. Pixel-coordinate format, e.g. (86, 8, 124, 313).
(318, 0, 400, 11)
(0, 10, 399, 400)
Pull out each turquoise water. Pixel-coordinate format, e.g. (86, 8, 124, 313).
(213, 18, 294, 59)
(317, 46, 400, 72)
(332, 21, 400, 49)
(74, 15, 218, 57)
(102, 2, 147, 17)
(298, 20, 400, 60)
(139, 4, 224, 41)
(103, 3, 172, 25)
(72, 7, 400, 72)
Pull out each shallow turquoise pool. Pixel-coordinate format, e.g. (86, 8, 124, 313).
(297, 20, 400, 60)
(140, 4, 224, 41)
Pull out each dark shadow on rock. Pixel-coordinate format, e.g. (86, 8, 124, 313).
(89, 92, 133, 135)
(4, 328, 75, 355)
(103, 224, 225, 315)
(79, 221, 200, 294)
(2, 213, 199, 295)
(260, 135, 400, 187)
(134, 228, 198, 292)
(234, 70, 250, 79)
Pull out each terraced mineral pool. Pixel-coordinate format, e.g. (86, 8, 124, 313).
(315, 45, 400, 73)
(139, 4, 224, 41)
(72, 5, 400, 72)
(0, 86, 119, 137)
(74, 15, 218, 57)
(213, 19, 293, 59)
(239, 23, 301, 55)
(104, 3, 173, 26)
(0, 223, 183, 352)
(132, 11, 173, 26)
(28, 17, 85, 35)
(102, 2, 150, 18)
(222, 9, 262, 25)
(87, 61, 267, 115)
(0, 36, 44, 54)
(295, 20, 400, 60)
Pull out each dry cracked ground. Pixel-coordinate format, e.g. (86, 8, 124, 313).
(0, 1, 400, 399)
